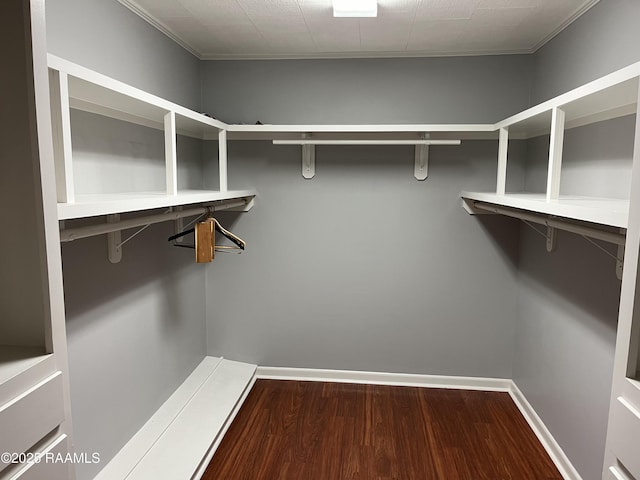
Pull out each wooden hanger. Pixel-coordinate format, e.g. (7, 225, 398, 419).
(168, 217, 246, 263)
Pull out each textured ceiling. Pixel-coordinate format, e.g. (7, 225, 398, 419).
(119, 0, 600, 59)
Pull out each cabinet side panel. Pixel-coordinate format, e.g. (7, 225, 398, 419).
(0, 0, 47, 347)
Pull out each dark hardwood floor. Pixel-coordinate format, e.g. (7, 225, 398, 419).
(202, 380, 562, 480)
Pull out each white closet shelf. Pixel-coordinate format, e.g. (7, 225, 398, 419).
(57, 189, 256, 220)
(226, 123, 498, 141)
(461, 192, 629, 229)
(48, 54, 226, 139)
(497, 64, 640, 139)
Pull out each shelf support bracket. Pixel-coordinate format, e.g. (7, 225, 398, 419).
(546, 226, 557, 253)
(414, 133, 429, 181)
(302, 133, 315, 179)
(107, 214, 122, 264)
(617, 242, 625, 281)
(174, 206, 185, 244)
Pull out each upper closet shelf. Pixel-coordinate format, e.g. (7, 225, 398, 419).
(226, 123, 497, 141)
(461, 192, 629, 229)
(57, 189, 256, 220)
(497, 62, 640, 139)
(48, 55, 226, 139)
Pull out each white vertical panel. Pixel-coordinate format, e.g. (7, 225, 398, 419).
(48, 70, 74, 203)
(164, 111, 177, 195)
(218, 129, 228, 192)
(546, 107, 566, 201)
(496, 127, 509, 195)
(604, 81, 640, 479)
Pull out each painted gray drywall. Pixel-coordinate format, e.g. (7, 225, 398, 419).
(45, 0, 201, 110)
(514, 228, 620, 479)
(45, 1, 207, 479)
(61, 224, 206, 480)
(201, 55, 532, 377)
(201, 55, 532, 124)
(71, 110, 204, 195)
(205, 140, 521, 377)
(532, 0, 640, 103)
(560, 115, 635, 199)
(0, 1, 47, 347)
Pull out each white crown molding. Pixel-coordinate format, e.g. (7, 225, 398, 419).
(509, 382, 583, 480)
(198, 48, 535, 61)
(533, 0, 601, 53)
(117, 0, 202, 59)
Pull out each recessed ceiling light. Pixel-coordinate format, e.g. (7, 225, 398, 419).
(333, 0, 377, 17)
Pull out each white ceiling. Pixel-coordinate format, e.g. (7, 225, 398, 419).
(118, 0, 600, 60)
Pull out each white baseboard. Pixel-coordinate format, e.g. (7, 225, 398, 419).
(256, 365, 512, 391)
(509, 382, 583, 480)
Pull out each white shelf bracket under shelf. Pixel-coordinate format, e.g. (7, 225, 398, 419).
(302, 144, 315, 179)
(414, 133, 429, 181)
(107, 214, 122, 264)
(272, 135, 460, 180)
(617, 243, 625, 281)
(546, 226, 557, 252)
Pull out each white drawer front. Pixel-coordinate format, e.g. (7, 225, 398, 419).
(609, 396, 640, 479)
(0, 372, 65, 473)
(6, 435, 70, 480)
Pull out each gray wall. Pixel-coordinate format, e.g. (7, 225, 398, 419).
(513, 1, 640, 477)
(61, 226, 206, 480)
(202, 55, 532, 124)
(207, 140, 520, 376)
(45, 1, 207, 479)
(201, 55, 532, 377)
(532, 0, 640, 104)
(514, 228, 620, 479)
(45, 0, 201, 110)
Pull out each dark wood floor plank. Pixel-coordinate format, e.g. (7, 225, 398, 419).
(202, 380, 562, 480)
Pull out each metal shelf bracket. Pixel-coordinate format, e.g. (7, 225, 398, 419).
(302, 133, 315, 179)
(546, 226, 557, 252)
(107, 214, 122, 264)
(414, 133, 429, 181)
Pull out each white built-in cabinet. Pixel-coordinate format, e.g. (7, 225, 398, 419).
(0, 1, 73, 479)
(5, 0, 640, 477)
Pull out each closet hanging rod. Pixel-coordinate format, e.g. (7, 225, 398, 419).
(272, 139, 461, 146)
(59, 199, 249, 242)
(472, 201, 626, 246)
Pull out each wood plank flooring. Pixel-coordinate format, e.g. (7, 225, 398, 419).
(202, 380, 562, 480)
